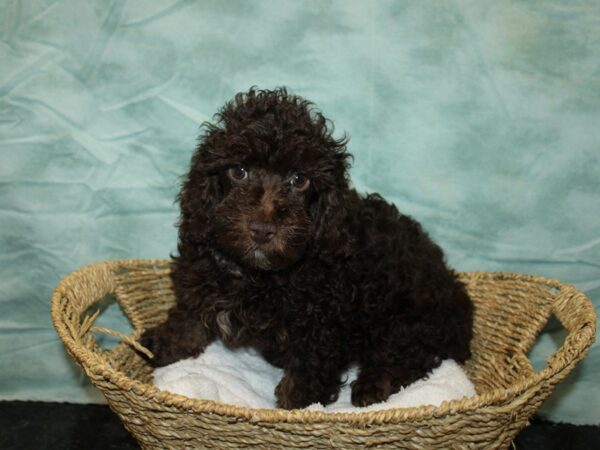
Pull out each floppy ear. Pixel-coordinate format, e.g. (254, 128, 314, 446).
(177, 176, 219, 257)
(176, 131, 227, 254)
(312, 153, 353, 256)
(313, 188, 343, 237)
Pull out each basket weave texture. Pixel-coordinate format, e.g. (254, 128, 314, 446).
(51, 260, 596, 449)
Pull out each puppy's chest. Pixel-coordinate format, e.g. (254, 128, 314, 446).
(208, 286, 286, 343)
(209, 282, 345, 345)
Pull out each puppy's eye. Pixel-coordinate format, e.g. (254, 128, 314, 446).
(290, 173, 310, 191)
(228, 166, 248, 181)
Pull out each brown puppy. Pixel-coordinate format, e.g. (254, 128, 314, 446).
(141, 87, 473, 409)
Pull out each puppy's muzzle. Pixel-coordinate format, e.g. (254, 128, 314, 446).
(248, 220, 277, 244)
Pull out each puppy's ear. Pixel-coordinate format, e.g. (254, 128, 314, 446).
(312, 155, 353, 256)
(314, 189, 346, 239)
(176, 136, 225, 253)
(177, 171, 220, 246)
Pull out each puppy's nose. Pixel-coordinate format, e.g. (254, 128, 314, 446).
(249, 220, 277, 244)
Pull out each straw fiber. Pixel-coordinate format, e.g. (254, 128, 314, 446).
(51, 260, 596, 449)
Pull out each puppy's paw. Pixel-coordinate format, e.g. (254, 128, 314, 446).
(275, 372, 340, 409)
(275, 373, 311, 409)
(139, 326, 180, 367)
(351, 372, 393, 407)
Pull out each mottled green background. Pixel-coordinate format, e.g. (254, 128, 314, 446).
(0, 0, 598, 423)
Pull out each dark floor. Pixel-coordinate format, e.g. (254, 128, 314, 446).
(1, 401, 599, 449)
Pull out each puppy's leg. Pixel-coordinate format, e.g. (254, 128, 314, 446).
(351, 346, 443, 407)
(140, 306, 214, 367)
(275, 356, 345, 409)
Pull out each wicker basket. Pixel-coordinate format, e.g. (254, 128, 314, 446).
(51, 259, 595, 449)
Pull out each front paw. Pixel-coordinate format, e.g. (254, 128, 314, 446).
(275, 373, 310, 409)
(139, 326, 180, 367)
(351, 372, 393, 407)
(275, 373, 340, 409)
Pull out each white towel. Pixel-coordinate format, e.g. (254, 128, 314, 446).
(153, 340, 476, 411)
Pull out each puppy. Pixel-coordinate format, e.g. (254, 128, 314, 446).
(141, 87, 473, 409)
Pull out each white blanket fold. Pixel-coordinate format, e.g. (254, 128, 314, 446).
(153, 340, 476, 412)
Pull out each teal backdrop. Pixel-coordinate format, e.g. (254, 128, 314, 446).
(1, 0, 598, 424)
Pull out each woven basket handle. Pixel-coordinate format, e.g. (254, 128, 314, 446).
(53, 261, 157, 361)
(535, 282, 596, 380)
(79, 309, 154, 359)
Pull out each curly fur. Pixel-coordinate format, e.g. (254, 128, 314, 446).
(141, 87, 473, 409)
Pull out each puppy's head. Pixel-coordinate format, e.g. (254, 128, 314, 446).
(178, 88, 351, 271)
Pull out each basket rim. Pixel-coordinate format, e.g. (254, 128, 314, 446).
(51, 259, 597, 426)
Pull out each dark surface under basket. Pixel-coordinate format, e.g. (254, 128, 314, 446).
(2, 401, 600, 450)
